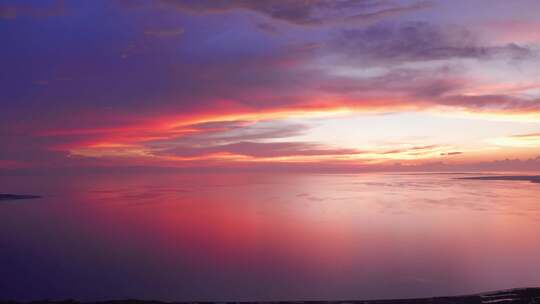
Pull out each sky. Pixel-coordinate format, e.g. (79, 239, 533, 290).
(1, 0, 540, 173)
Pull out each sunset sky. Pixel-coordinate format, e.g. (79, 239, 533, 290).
(2, 0, 540, 172)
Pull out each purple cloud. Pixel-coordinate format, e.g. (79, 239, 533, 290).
(334, 22, 532, 64)
(157, 0, 432, 26)
(159, 141, 362, 158)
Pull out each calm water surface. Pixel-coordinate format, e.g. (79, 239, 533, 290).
(1, 173, 539, 301)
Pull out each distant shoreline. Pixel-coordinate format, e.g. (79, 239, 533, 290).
(0, 194, 41, 201)
(458, 175, 540, 184)
(1, 288, 539, 304)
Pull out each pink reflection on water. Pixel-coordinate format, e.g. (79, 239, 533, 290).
(1, 173, 539, 301)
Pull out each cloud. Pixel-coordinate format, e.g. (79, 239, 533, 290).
(144, 27, 184, 38)
(65, 120, 314, 159)
(481, 20, 540, 44)
(2, 1, 540, 171)
(256, 22, 279, 34)
(377, 144, 462, 160)
(436, 95, 540, 114)
(157, 121, 310, 147)
(315, 63, 540, 117)
(489, 132, 540, 148)
(440, 152, 463, 156)
(400, 156, 540, 172)
(157, 0, 432, 26)
(341, 1, 432, 26)
(382, 145, 440, 155)
(334, 22, 532, 65)
(160, 141, 362, 158)
(512, 132, 540, 138)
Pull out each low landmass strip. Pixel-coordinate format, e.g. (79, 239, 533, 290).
(0, 194, 41, 201)
(0, 288, 539, 304)
(458, 175, 540, 184)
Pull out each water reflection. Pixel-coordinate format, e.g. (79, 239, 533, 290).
(0, 173, 539, 301)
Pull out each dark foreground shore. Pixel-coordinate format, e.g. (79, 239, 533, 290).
(2, 288, 539, 304)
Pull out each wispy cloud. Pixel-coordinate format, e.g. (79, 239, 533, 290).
(158, 141, 362, 159)
(332, 21, 533, 66)
(156, 0, 432, 26)
(489, 132, 540, 148)
(144, 27, 184, 38)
